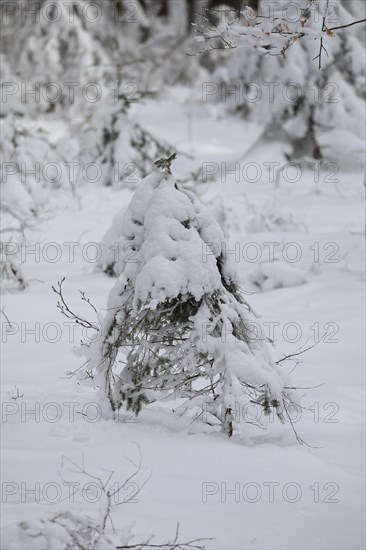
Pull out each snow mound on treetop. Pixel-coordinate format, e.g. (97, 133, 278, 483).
(112, 169, 227, 310)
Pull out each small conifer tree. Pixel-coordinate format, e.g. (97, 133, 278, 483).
(83, 156, 293, 436)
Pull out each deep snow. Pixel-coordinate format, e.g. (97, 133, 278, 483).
(1, 96, 365, 549)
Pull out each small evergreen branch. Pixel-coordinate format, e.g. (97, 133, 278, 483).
(154, 153, 178, 173)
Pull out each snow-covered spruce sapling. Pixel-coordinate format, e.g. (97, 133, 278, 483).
(82, 92, 174, 188)
(80, 156, 295, 437)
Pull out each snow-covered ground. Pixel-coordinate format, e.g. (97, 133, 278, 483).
(1, 98, 365, 549)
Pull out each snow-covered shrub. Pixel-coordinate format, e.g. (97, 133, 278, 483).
(245, 203, 306, 233)
(1, 511, 116, 550)
(2, 115, 80, 195)
(79, 92, 173, 189)
(80, 159, 295, 437)
(208, 191, 306, 236)
(1, 447, 207, 549)
(1, 509, 206, 550)
(102, 0, 207, 90)
(0, 240, 27, 292)
(0, 53, 26, 118)
(0, 175, 32, 292)
(0, 116, 38, 291)
(8, 0, 110, 114)
(0, 112, 78, 290)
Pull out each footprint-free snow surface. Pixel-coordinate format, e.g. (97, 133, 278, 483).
(2, 98, 365, 549)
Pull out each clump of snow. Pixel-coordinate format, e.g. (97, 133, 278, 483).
(1, 511, 118, 550)
(248, 261, 308, 292)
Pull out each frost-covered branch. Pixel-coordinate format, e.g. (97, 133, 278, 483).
(192, 0, 366, 66)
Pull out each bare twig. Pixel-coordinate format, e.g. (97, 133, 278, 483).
(52, 277, 99, 331)
(328, 18, 366, 32)
(275, 341, 319, 365)
(1, 307, 12, 327)
(80, 290, 98, 316)
(117, 522, 213, 550)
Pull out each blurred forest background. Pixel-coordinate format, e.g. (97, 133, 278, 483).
(1, 0, 365, 284)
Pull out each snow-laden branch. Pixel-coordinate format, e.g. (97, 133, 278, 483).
(192, 1, 366, 67)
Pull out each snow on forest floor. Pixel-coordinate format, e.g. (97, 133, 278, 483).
(1, 97, 365, 549)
